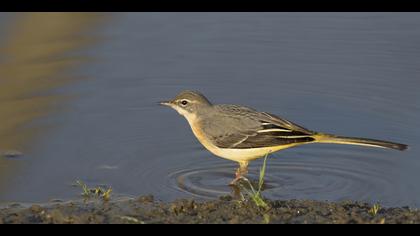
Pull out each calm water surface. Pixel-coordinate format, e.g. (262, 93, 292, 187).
(0, 13, 419, 207)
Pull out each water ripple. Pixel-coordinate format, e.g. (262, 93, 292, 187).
(168, 155, 397, 203)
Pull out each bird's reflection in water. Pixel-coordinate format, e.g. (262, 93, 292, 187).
(170, 163, 277, 201)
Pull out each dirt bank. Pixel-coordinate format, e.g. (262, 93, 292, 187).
(1, 195, 419, 224)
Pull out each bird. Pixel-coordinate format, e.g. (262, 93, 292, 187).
(160, 90, 408, 185)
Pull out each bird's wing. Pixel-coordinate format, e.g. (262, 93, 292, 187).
(259, 111, 314, 135)
(200, 105, 315, 149)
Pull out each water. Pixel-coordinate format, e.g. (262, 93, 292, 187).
(0, 13, 419, 207)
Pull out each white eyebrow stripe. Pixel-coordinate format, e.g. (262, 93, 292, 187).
(257, 128, 292, 133)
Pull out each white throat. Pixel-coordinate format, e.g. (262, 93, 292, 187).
(172, 106, 197, 124)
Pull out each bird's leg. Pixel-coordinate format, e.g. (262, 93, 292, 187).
(230, 161, 249, 185)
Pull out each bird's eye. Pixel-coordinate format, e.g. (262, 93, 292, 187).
(180, 100, 188, 106)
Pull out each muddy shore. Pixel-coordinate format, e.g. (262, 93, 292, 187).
(1, 195, 419, 224)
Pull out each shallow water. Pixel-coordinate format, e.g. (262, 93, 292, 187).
(0, 13, 419, 207)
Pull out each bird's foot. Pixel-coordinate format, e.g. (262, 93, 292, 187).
(229, 176, 246, 186)
(229, 165, 249, 186)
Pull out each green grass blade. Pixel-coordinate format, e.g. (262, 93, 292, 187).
(258, 153, 269, 193)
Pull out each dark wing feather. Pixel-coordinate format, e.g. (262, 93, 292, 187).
(201, 105, 315, 149)
(259, 112, 313, 135)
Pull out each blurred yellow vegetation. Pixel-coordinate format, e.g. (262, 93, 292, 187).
(0, 13, 103, 182)
(0, 13, 102, 152)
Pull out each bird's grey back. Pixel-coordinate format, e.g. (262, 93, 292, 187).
(197, 104, 315, 149)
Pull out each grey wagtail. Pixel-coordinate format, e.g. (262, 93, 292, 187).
(160, 90, 408, 184)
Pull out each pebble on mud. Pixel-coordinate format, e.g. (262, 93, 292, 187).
(138, 195, 154, 203)
(30, 205, 43, 213)
(1, 150, 23, 158)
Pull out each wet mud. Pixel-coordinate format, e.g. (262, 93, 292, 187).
(1, 195, 419, 224)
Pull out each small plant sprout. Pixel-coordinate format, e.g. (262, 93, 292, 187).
(368, 203, 381, 216)
(238, 152, 270, 210)
(75, 180, 112, 201)
(75, 180, 90, 198)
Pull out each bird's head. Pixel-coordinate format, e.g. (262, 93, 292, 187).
(160, 90, 212, 121)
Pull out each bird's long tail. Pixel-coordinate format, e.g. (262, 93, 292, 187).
(313, 133, 408, 151)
